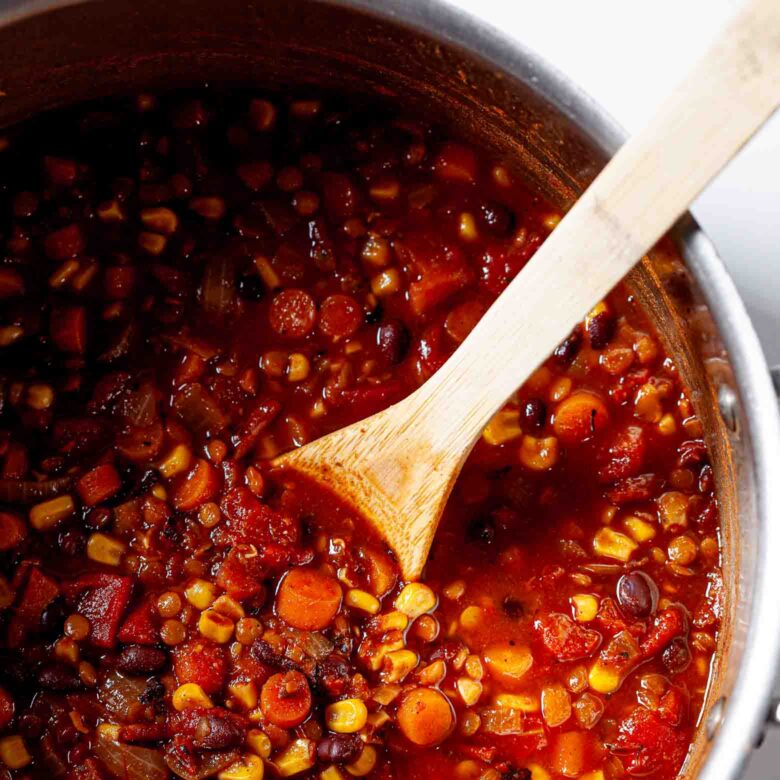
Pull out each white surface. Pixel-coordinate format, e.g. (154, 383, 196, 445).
(446, 0, 780, 777)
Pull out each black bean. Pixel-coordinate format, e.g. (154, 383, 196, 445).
(139, 677, 166, 704)
(501, 597, 524, 619)
(587, 311, 616, 350)
(314, 654, 351, 697)
(39, 597, 67, 637)
(194, 711, 246, 749)
(522, 398, 546, 430)
(58, 528, 85, 557)
(466, 513, 495, 545)
(501, 769, 532, 780)
(662, 637, 691, 674)
(317, 733, 364, 765)
(376, 319, 410, 366)
(479, 201, 515, 236)
(37, 663, 82, 691)
(117, 645, 167, 674)
(616, 571, 659, 619)
(553, 329, 582, 364)
(237, 274, 265, 301)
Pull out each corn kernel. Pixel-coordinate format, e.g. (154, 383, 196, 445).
(141, 206, 179, 235)
(274, 738, 316, 776)
(173, 683, 213, 711)
(218, 754, 265, 780)
(459, 605, 483, 630)
(0, 736, 31, 769)
(382, 649, 419, 683)
(571, 594, 599, 623)
(185, 578, 218, 610)
(254, 256, 281, 289)
(658, 413, 677, 435)
(138, 231, 167, 255)
(460, 711, 482, 736)
(320, 768, 345, 780)
(464, 655, 484, 681)
(494, 693, 540, 712)
(86, 533, 126, 566)
(588, 661, 622, 694)
(213, 594, 245, 621)
(199, 609, 235, 643)
(325, 698, 368, 733)
(346, 746, 377, 777)
(97, 723, 121, 741)
(527, 764, 552, 780)
(30, 494, 75, 531)
(634, 383, 663, 423)
(548, 377, 572, 403)
(247, 729, 272, 758)
(418, 659, 447, 686)
(519, 435, 559, 471)
(668, 535, 698, 565)
(483, 409, 523, 446)
(658, 491, 689, 529)
(593, 528, 637, 562)
(624, 515, 657, 543)
(395, 583, 437, 618)
(459, 212, 479, 242)
(0, 326, 24, 347)
(229, 681, 258, 710)
(345, 589, 381, 615)
(54, 637, 80, 664)
(287, 353, 310, 383)
(361, 235, 391, 268)
(579, 772, 605, 780)
(374, 611, 409, 632)
(456, 676, 483, 706)
(158, 444, 192, 478)
(151, 484, 167, 501)
(27, 383, 55, 410)
(443, 580, 466, 600)
(97, 199, 125, 222)
(370, 268, 401, 297)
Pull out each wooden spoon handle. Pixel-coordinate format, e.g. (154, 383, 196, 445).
(409, 0, 780, 453)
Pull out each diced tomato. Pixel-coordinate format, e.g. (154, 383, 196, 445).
(269, 289, 317, 339)
(534, 613, 602, 662)
(232, 398, 281, 460)
(117, 599, 159, 645)
(413, 325, 449, 383)
(2, 442, 28, 479)
(640, 607, 687, 658)
(597, 425, 647, 482)
(657, 687, 687, 726)
(478, 235, 542, 295)
(444, 299, 488, 343)
(7, 567, 60, 648)
(409, 265, 471, 316)
(606, 474, 663, 504)
(0, 511, 27, 551)
(595, 597, 630, 636)
(67, 573, 133, 648)
(0, 268, 24, 298)
(319, 294, 362, 339)
(216, 545, 266, 600)
(335, 381, 404, 418)
(50, 305, 87, 353)
(172, 458, 220, 511)
(120, 723, 168, 743)
(173, 640, 227, 694)
(76, 464, 121, 506)
(614, 706, 688, 776)
(44, 223, 85, 260)
(44, 156, 78, 186)
(432, 142, 478, 184)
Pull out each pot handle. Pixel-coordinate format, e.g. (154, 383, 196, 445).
(772, 366, 780, 400)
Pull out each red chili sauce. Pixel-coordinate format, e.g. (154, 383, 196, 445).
(0, 92, 722, 780)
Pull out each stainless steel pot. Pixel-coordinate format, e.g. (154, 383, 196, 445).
(0, 1, 778, 777)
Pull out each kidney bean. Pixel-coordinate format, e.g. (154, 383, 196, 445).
(553, 329, 582, 364)
(662, 637, 691, 674)
(317, 733, 363, 764)
(194, 710, 246, 749)
(587, 311, 616, 350)
(117, 645, 168, 674)
(37, 664, 82, 691)
(313, 654, 351, 698)
(616, 572, 659, 619)
(466, 513, 496, 545)
(479, 201, 515, 236)
(376, 319, 411, 365)
(522, 398, 546, 430)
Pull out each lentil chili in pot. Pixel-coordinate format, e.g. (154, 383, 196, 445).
(0, 91, 722, 780)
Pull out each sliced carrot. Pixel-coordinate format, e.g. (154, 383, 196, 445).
(171, 458, 220, 511)
(269, 289, 317, 339)
(116, 421, 164, 463)
(397, 687, 455, 747)
(260, 671, 312, 728)
(0, 511, 27, 551)
(319, 294, 362, 339)
(552, 390, 610, 445)
(76, 464, 121, 506)
(275, 567, 342, 630)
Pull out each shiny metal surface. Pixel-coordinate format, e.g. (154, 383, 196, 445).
(0, 1, 778, 777)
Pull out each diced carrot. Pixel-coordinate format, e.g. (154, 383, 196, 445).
(397, 688, 455, 747)
(319, 294, 362, 339)
(50, 305, 87, 353)
(260, 671, 312, 728)
(409, 265, 471, 316)
(44, 224, 85, 260)
(0, 511, 27, 551)
(76, 464, 121, 506)
(552, 391, 610, 445)
(433, 142, 478, 184)
(275, 567, 342, 630)
(551, 731, 587, 777)
(269, 289, 317, 339)
(171, 458, 220, 511)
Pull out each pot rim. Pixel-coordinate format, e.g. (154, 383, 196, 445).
(2, 0, 780, 776)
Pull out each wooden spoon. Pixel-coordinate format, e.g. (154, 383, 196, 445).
(275, 0, 780, 580)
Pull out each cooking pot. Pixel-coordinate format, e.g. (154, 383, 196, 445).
(0, 1, 778, 777)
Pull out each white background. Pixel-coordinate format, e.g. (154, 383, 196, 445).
(446, 0, 780, 776)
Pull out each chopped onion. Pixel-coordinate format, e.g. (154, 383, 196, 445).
(201, 255, 236, 316)
(98, 669, 150, 721)
(0, 476, 72, 505)
(172, 383, 227, 435)
(94, 734, 168, 780)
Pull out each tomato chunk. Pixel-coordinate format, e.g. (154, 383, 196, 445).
(173, 640, 227, 695)
(534, 613, 602, 662)
(7, 567, 59, 648)
(68, 572, 133, 648)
